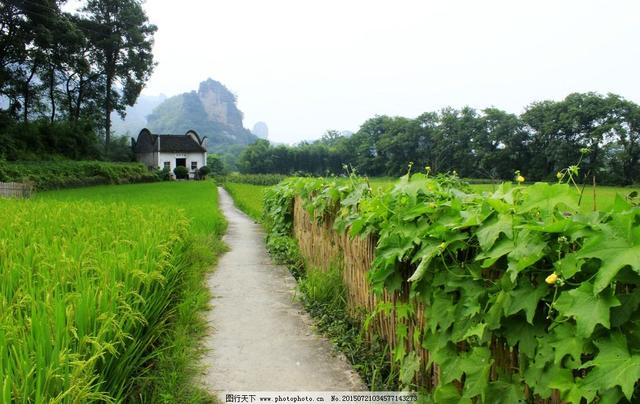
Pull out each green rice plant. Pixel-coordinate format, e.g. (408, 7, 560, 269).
(220, 173, 286, 186)
(224, 182, 269, 222)
(1, 181, 226, 402)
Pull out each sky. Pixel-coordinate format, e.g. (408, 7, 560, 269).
(134, 0, 640, 143)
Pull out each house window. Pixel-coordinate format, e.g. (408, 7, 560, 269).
(191, 161, 198, 170)
(163, 161, 170, 170)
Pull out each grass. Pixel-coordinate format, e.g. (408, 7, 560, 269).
(1, 180, 225, 402)
(298, 266, 398, 390)
(224, 182, 267, 221)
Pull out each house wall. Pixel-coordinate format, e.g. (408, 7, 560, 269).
(157, 152, 207, 178)
(136, 152, 157, 169)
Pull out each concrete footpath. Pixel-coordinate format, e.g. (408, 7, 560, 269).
(200, 187, 364, 396)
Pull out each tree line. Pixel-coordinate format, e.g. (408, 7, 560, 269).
(238, 92, 640, 185)
(0, 0, 155, 160)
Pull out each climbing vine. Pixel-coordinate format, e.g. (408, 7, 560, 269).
(264, 171, 640, 402)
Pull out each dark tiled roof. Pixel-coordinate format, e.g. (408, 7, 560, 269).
(157, 135, 207, 153)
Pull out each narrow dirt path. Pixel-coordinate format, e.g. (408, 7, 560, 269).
(201, 187, 364, 395)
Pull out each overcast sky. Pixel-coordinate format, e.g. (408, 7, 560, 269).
(138, 0, 639, 144)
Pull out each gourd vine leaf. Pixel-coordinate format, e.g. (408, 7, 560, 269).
(438, 346, 492, 400)
(399, 351, 421, 385)
(506, 230, 547, 282)
(524, 361, 573, 399)
(554, 282, 621, 338)
(576, 210, 640, 294)
(476, 237, 514, 268)
(580, 332, 640, 401)
(475, 213, 513, 250)
(518, 183, 579, 214)
(503, 317, 545, 358)
(506, 282, 548, 324)
(485, 380, 526, 403)
(432, 383, 472, 404)
(408, 242, 441, 282)
(548, 323, 585, 367)
(461, 347, 493, 401)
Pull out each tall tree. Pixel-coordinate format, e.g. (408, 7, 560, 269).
(82, 0, 156, 150)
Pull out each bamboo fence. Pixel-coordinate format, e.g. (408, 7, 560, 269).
(292, 196, 561, 402)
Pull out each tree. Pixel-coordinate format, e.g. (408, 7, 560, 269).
(81, 0, 156, 150)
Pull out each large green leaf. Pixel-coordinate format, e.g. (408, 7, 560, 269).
(486, 381, 526, 404)
(506, 282, 548, 324)
(524, 362, 573, 399)
(475, 237, 513, 268)
(506, 230, 547, 281)
(518, 183, 579, 213)
(548, 323, 585, 367)
(554, 282, 620, 337)
(576, 210, 640, 293)
(580, 332, 640, 400)
(476, 214, 513, 250)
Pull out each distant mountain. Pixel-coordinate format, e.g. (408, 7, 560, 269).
(146, 78, 257, 149)
(111, 94, 167, 136)
(252, 121, 269, 139)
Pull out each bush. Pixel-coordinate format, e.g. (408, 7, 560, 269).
(173, 166, 189, 179)
(155, 167, 172, 181)
(197, 166, 211, 179)
(0, 161, 157, 190)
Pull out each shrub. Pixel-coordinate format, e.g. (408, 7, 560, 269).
(197, 166, 211, 179)
(0, 161, 156, 190)
(174, 166, 189, 179)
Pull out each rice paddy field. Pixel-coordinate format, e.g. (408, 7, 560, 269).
(224, 182, 267, 222)
(0, 181, 224, 402)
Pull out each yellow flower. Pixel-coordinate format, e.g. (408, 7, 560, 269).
(545, 273, 558, 285)
(556, 171, 563, 180)
(516, 175, 525, 183)
(439, 242, 446, 250)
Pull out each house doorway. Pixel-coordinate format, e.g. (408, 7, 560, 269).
(176, 158, 186, 167)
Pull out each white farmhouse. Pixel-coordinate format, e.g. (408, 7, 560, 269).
(133, 128, 207, 179)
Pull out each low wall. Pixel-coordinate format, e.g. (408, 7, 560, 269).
(0, 182, 33, 198)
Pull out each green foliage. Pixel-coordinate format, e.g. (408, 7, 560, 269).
(2, 181, 225, 402)
(0, 1, 156, 152)
(264, 172, 640, 402)
(173, 165, 189, 179)
(1, 160, 156, 190)
(224, 182, 267, 222)
(207, 154, 226, 175)
(0, 120, 101, 160)
(237, 93, 640, 185)
(298, 267, 399, 390)
(36, 181, 226, 401)
(198, 165, 211, 179)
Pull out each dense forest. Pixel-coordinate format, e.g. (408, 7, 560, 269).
(238, 92, 640, 185)
(0, 0, 156, 161)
